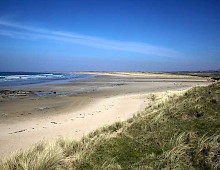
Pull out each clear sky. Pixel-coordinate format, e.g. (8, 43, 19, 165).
(0, 0, 219, 72)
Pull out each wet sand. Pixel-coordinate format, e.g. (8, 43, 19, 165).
(0, 72, 209, 158)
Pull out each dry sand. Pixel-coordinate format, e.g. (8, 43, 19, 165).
(0, 72, 209, 158)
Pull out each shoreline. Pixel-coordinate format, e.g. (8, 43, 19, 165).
(0, 72, 95, 90)
(0, 72, 210, 158)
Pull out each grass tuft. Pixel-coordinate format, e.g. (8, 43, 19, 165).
(0, 141, 63, 170)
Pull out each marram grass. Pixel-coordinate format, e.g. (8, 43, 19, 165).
(1, 82, 220, 169)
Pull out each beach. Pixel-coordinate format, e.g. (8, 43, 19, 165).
(0, 72, 209, 158)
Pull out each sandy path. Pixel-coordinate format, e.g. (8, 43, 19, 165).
(0, 93, 148, 158)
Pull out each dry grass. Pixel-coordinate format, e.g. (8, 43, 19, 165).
(1, 82, 220, 169)
(0, 141, 63, 170)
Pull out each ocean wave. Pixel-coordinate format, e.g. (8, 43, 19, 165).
(0, 72, 93, 88)
(2, 73, 65, 81)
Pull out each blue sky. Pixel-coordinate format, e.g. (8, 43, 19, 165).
(0, 0, 219, 71)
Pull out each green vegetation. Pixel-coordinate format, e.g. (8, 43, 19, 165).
(1, 82, 220, 169)
(194, 72, 220, 81)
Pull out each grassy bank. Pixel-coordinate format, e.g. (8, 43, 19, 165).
(169, 71, 220, 81)
(1, 82, 220, 169)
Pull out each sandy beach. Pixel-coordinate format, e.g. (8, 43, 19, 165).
(0, 72, 209, 158)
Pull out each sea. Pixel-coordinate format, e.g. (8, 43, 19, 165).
(0, 72, 93, 88)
